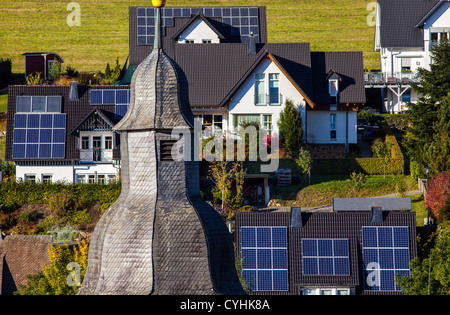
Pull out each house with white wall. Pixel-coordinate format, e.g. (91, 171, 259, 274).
(6, 6, 366, 183)
(369, 0, 450, 113)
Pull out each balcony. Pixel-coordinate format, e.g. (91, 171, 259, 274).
(364, 71, 420, 86)
(80, 148, 113, 163)
(254, 93, 283, 106)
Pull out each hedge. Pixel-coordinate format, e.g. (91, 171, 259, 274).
(0, 58, 12, 89)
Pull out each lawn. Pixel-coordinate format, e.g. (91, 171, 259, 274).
(0, 0, 379, 75)
(271, 175, 419, 208)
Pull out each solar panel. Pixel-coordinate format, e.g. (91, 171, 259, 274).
(136, 7, 261, 46)
(302, 239, 350, 276)
(241, 226, 288, 292)
(12, 113, 66, 159)
(362, 226, 411, 292)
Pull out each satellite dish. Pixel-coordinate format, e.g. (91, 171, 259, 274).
(307, 133, 315, 144)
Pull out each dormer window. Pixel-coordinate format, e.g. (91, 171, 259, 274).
(326, 71, 341, 110)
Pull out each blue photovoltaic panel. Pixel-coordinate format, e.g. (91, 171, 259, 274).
(88, 89, 130, 120)
(103, 90, 116, 104)
(241, 226, 288, 292)
(302, 239, 350, 276)
(90, 90, 103, 105)
(362, 226, 411, 292)
(12, 113, 66, 159)
(137, 7, 261, 46)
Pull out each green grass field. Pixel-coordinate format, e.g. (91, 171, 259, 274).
(0, 0, 380, 75)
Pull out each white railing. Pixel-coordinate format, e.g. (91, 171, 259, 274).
(80, 149, 113, 163)
(364, 72, 420, 85)
(254, 93, 283, 106)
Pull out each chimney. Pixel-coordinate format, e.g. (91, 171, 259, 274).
(371, 206, 383, 224)
(69, 81, 79, 101)
(248, 32, 257, 56)
(290, 207, 303, 228)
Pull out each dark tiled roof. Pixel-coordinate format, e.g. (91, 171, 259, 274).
(129, 6, 268, 66)
(311, 51, 366, 104)
(0, 235, 52, 295)
(378, 0, 439, 48)
(173, 42, 315, 108)
(235, 210, 417, 295)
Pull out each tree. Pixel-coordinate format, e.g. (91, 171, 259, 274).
(405, 39, 450, 177)
(49, 62, 63, 81)
(16, 240, 89, 295)
(425, 172, 450, 222)
(277, 99, 303, 156)
(371, 138, 391, 178)
(295, 147, 312, 185)
(397, 225, 450, 295)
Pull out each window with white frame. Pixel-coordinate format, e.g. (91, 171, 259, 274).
(329, 79, 338, 106)
(25, 174, 36, 183)
(185, 39, 194, 44)
(330, 114, 337, 139)
(255, 74, 266, 105)
(105, 136, 113, 150)
(262, 115, 272, 135)
(202, 39, 212, 44)
(269, 74, 280, 105)
(81, 136, 89, 150)
(42, 174, 53, 183)
(195, 114, 223, 135)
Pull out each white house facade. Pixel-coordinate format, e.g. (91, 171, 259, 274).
(369, 0, 450, 113)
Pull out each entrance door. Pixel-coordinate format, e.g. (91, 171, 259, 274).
(93, 136, 102, 162)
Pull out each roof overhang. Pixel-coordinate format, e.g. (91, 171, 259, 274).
(22, 52, 65, 63)
(219, 51, 315, 108)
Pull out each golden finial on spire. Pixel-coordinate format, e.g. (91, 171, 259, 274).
(152, 0, 166, 8)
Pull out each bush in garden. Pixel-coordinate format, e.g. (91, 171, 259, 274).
(425, 172, 450, 221)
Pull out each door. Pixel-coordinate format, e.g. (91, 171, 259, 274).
(93, 136, 102, 162)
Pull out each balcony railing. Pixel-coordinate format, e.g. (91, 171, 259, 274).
(254, 93, 283, 106)
(80, 148, 113, 163)
(364, 71, 420, 85)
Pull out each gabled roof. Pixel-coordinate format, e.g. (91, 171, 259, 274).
(377, 0, 440, 48)
(173, 42, 315, 108)
(416, 0, 450, 27)
(171, 13, 225, 40)
(70, 107, 116, 133)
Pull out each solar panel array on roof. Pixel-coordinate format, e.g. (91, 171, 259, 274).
(136, 7, 261, 46)
(362, 226, 411, 292)
(12, 113, 66, 159)
(241, 226, 288, 291)
(302, 239, 350, 276)
(90, 89, 130, 120)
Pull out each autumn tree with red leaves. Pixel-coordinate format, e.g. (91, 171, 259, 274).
(425, 172, 450, 221)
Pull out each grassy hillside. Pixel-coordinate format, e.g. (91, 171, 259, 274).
(0, 0, 379, 75)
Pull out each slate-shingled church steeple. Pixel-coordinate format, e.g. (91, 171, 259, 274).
(78, 0, 244, 295)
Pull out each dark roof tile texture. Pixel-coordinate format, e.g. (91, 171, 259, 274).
(378, 0, 439, 48)
(235, 210, 417, 295)
(0, 235, 52, 295)
(311, 51, 366, 104)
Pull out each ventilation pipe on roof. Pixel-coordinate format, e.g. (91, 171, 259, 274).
(248, 32, 257, 56)
(371, 206, 383, 224)
(290, 207, 303, 228)
(69, 81, 79, 101)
